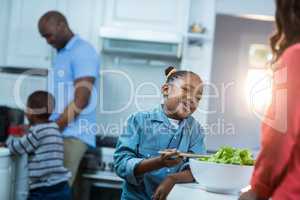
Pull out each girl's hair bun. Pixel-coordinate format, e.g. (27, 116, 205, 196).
(165, 66, 175, 77)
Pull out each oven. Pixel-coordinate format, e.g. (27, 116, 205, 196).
(80, 137, 123, 200)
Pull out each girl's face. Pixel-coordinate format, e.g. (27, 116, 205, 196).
(162, 74, 203, 120)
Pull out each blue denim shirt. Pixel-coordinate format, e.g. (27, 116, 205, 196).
(114, 106, 206, 200)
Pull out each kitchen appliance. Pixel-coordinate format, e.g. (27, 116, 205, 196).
(81, 136, 123, 200)
(7, 126, 29, 200)
(0, 148, 12, 200)
(99, 27, 183, 58)
(189, 158, 253, 194)
(0, 106, 24, 142)
(82, 136, 118, 171)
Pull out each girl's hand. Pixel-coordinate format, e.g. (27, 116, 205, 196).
(152, 176, 176, 200)
(158, 149, 182, 167)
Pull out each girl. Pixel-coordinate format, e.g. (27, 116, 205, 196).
(240, 0, 300, 199)
(114, 66, 206, 200)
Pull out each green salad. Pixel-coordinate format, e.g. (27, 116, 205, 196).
(198, 146, 255, 166)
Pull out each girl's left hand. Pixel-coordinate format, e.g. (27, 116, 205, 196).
(152, 176, 176, 200)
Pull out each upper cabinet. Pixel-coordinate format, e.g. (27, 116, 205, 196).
(180, 0, 216, 125)
(4, 0, 103, 69)
(6, 0, 60, 69)
(59, 0, 104, 51)
(0, 72, 47, 108)
(0, 0, 12, 66)
(103, 0, 190, 34)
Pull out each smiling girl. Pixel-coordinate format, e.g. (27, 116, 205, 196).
(114, 66, 206, 200)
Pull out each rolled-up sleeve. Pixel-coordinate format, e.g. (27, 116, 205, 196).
(6, 131, 39, 155)
(114, 114, 144, 185)
(72, 44, 100, 80)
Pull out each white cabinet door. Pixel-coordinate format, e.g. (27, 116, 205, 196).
(6, 0, 60, 69)
(0, 73, 47, 109)
(104, 0, 190, 33)
(60, 0, 104, 51)
(0, 0, 10, 66)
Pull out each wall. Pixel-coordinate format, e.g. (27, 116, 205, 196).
(206, 14, 274, 151)
(96, 54, 180, 137)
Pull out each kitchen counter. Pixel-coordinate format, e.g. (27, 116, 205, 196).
(80, 170, 123, 200)
(168, 183, 238, 200)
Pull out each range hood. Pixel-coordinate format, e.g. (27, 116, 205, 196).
(99, 27, 183, 58)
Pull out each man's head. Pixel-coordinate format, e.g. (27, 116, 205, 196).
(26, 91, 55, 124)
(38, 11, 72, 50)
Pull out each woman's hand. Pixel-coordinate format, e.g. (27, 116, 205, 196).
(153, 176, 176, 200)
(158, 149, 182, 168)
(239, 189, 268, 200)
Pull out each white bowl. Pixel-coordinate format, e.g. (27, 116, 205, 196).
(189, 158, 254, 194)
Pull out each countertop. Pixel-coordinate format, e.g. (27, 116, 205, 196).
(168, 183, 238, 200)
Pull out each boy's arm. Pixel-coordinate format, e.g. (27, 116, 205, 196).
(6, 131, 39, 155)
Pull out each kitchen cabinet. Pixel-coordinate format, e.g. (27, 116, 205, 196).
(103, 0, 190, 34)
(59, 0, 104, 52)
(168, 184, 237, 200)
(0, 0, 11, 66)
(181, 0, 216, 125)
(5, 0, 103, 69)
(6, 0, 60, 69)
(0, 73, 47, 109)
(0, 148, 12, 200)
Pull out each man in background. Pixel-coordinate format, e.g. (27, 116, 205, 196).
(38, 11, 100, 199)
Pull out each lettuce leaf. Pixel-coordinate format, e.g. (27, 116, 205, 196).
(198, 146, 254, 166)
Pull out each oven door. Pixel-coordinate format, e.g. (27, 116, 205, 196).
(90, 182, 122, 200)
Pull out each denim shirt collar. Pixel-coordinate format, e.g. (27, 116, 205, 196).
(150, 105, 167, 123)
(150, 105, 187, 129)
